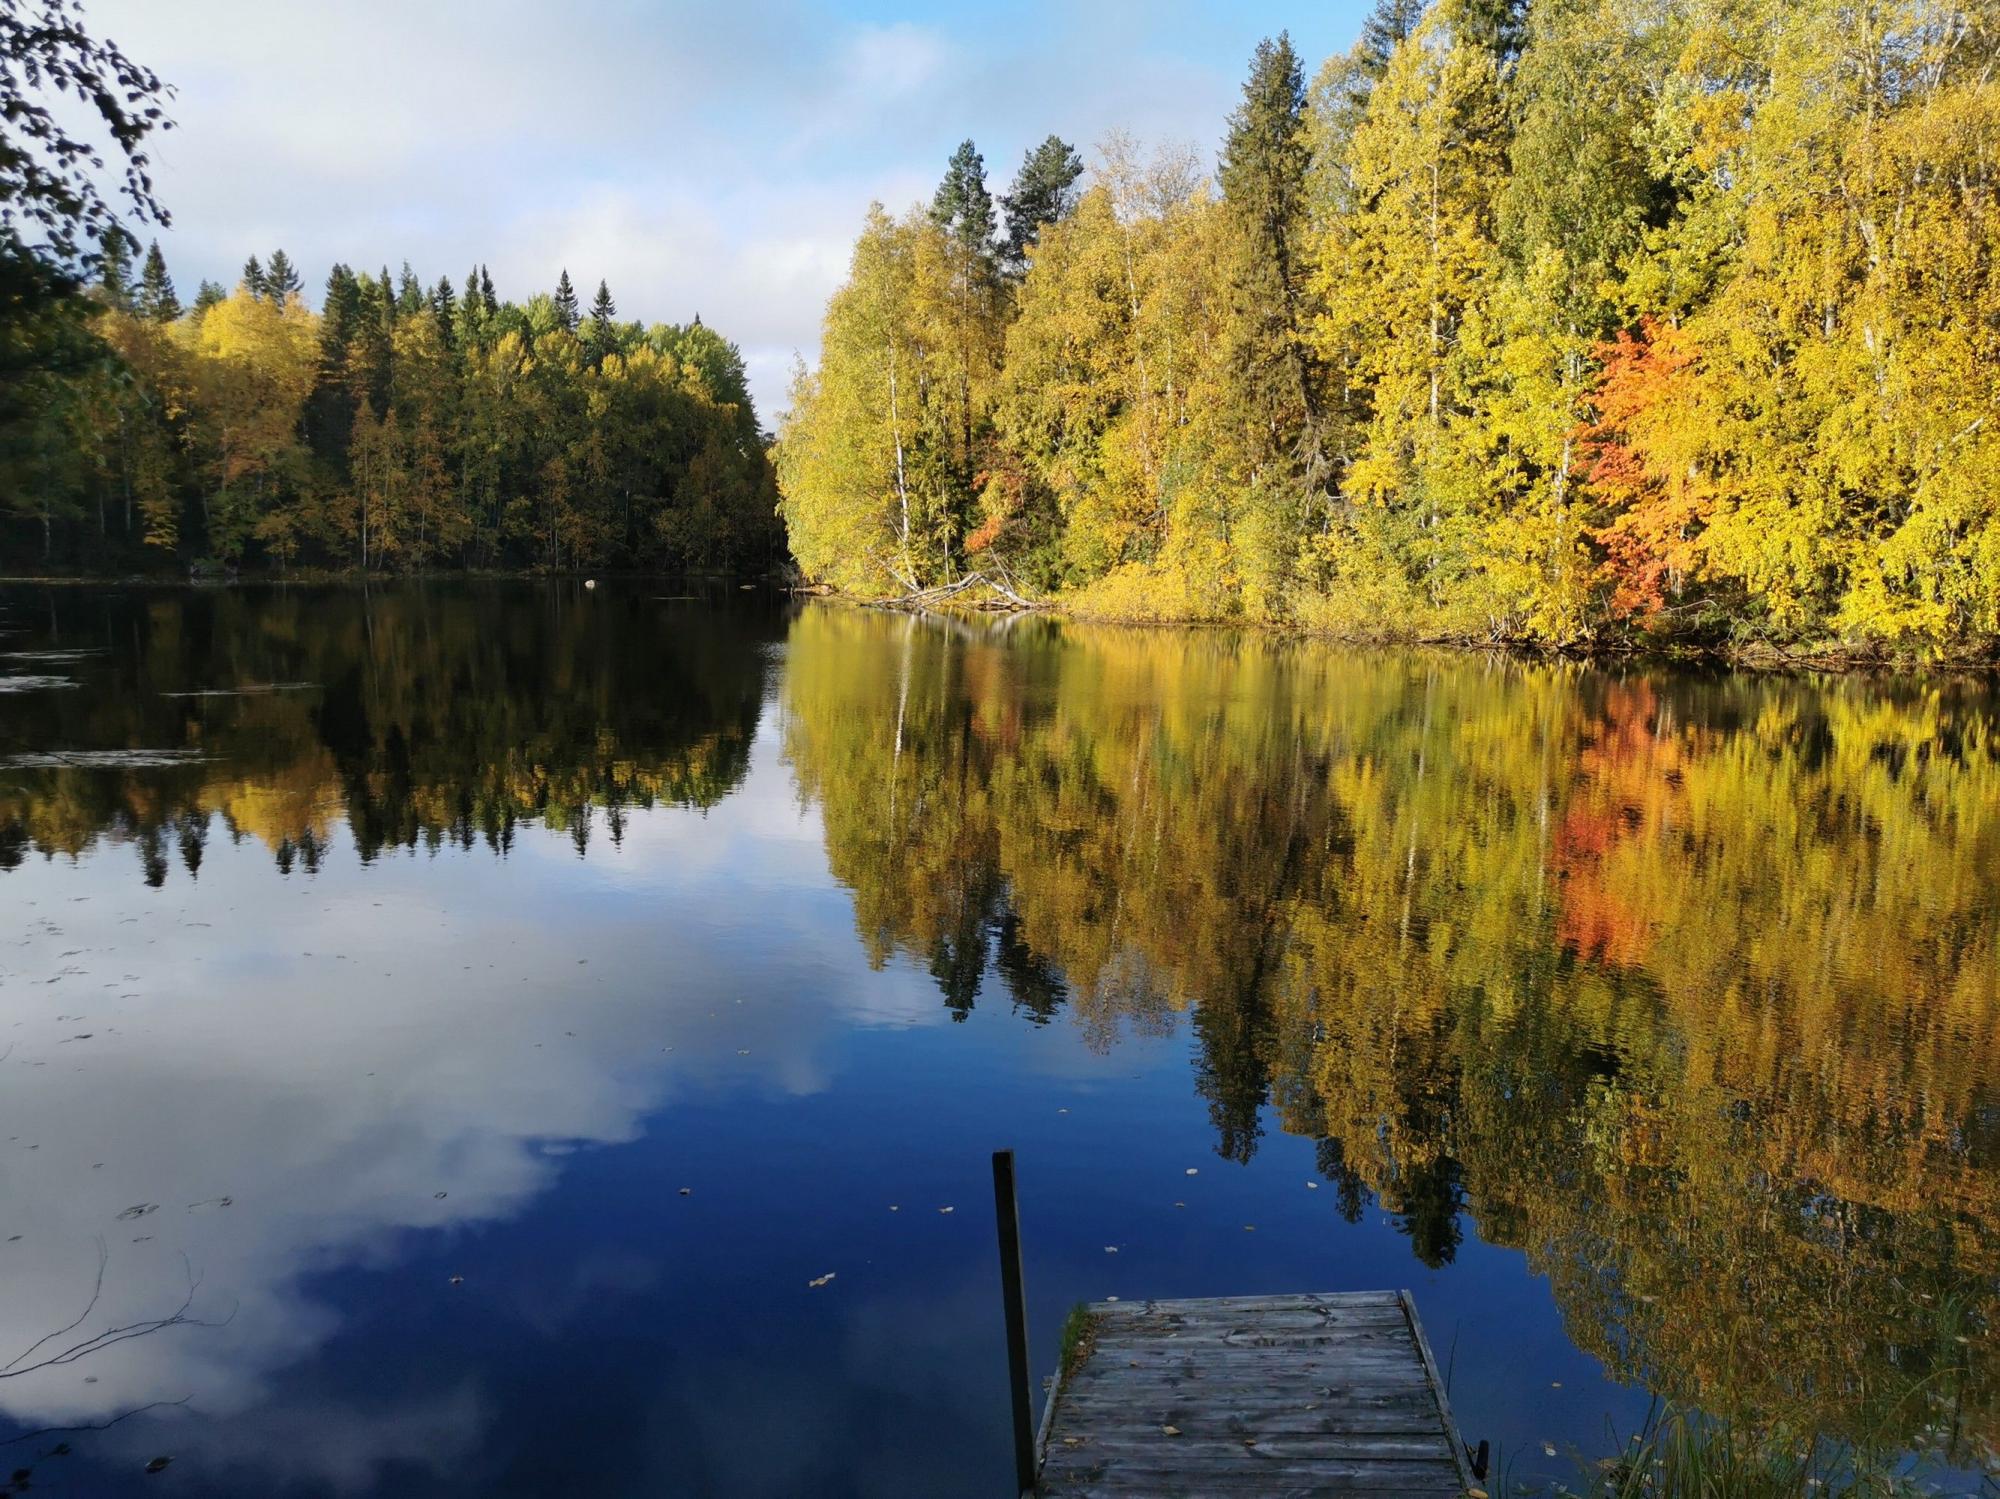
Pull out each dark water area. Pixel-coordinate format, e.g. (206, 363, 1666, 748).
(0, 581, 1996, 1496)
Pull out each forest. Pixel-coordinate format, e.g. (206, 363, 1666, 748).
(0, 244, 782, 575)
(778, 0, 2000, 655)
(0, 3, 777, 579)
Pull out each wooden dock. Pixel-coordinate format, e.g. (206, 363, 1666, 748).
(1034, 1290, 1479, 1497)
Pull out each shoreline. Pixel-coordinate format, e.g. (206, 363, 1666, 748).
(6, 571, 1998, 674)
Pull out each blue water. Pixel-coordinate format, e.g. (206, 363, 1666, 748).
(0, 583, 1992, 1495)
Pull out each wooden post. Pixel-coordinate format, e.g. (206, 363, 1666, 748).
(992, 1149, 1036, 1498)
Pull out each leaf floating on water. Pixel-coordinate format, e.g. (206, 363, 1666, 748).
(808, 1273, 835, 1288)
(1103, 1246, 1117, 1254)
(434, 1191, 447, 1200)
(1161, 1425, 1181, 1437)
(938, 1206, 953, 1214)
(116, 1203, 158, 1221)
(1185, 1168, 1198, 1176)
(144, 1457, 172, 1475)
(678, 1188, 691, 1196)
(1305, 1181, 1318, 1189)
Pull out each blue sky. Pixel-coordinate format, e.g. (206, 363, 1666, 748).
(91, 0, 1373, 422)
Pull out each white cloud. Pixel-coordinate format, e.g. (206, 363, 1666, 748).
(80, 0, 1365, 421)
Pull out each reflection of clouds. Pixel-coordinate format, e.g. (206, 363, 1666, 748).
(0, 740, 933, 1487)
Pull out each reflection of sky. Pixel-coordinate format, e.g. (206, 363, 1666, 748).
(0, 712, 1640, 1495)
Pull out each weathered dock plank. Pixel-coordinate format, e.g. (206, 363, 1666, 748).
(1037, 1290, 1477, 1498)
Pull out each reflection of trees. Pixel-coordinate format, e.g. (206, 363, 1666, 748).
(0, 584, 776, 878)
(782, 604, 2000, 1460)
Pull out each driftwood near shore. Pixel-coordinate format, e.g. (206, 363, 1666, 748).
(863, 571, 1051, 614)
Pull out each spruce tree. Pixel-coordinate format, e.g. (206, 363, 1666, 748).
(431, 275, 457, 347)
(999, 136, 1084, 274)
(309, 264, 362, 468)
(589, 279, 617, 349)
(480, 264, 498, 316)
(397, 261, 426, 318)
(137, 240, 179, 322)
(1219, 32, 1328, 608)
(553, 269, 581, 334)
(192, 279, 227, 318)
(379, 265, 396, 325)
(98, 229, 133, 309)
(1456, 0, 1528, 70)
(266, 249, 302, 304)
(242, 253, 268, 300)
(456, 267, 486, 350)
(1358, 0, 1426, 75)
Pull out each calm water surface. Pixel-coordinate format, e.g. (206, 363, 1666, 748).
(0, 582, 1996, 1496)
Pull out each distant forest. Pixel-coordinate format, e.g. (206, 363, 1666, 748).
(780, 0, 2000, 653)
(0, 4, 779, 578)
(3, 247, 782, 576)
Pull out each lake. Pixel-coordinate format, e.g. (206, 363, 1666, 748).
(0, 581, 1995, 1496)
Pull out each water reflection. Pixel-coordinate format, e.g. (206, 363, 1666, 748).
(0, 588, 1994, 1489)
(781, 606, 2000, 1465)
(0, 583, 771, 877)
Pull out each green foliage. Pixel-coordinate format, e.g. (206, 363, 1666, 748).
(999, 135, 1084, 273)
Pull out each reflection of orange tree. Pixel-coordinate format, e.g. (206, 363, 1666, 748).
(781, 606, 2000, 1458)
(0, 587, 774, 880)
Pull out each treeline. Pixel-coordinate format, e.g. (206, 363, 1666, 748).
(779, 0, 2000, 653)
(2, 244, 781, 575)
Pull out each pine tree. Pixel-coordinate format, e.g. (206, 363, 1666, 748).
(932, 139, 997, 253)
(136, 240, 179, 322)
(553, 269, 581, 334)
(1000, 136, 1085, 273)
(242, 254, 268, 300)
(98, 229, 134, 309)
(1219, 31, 1328, 614)
(266, 249, 302, 304)
(930, 140, 1004, 543)
(192, 279, 227, 318)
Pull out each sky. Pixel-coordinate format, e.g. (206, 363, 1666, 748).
(87, 0, 1373, 425)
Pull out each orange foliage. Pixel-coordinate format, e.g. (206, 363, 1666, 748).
(1578, 319, 1711, 618)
